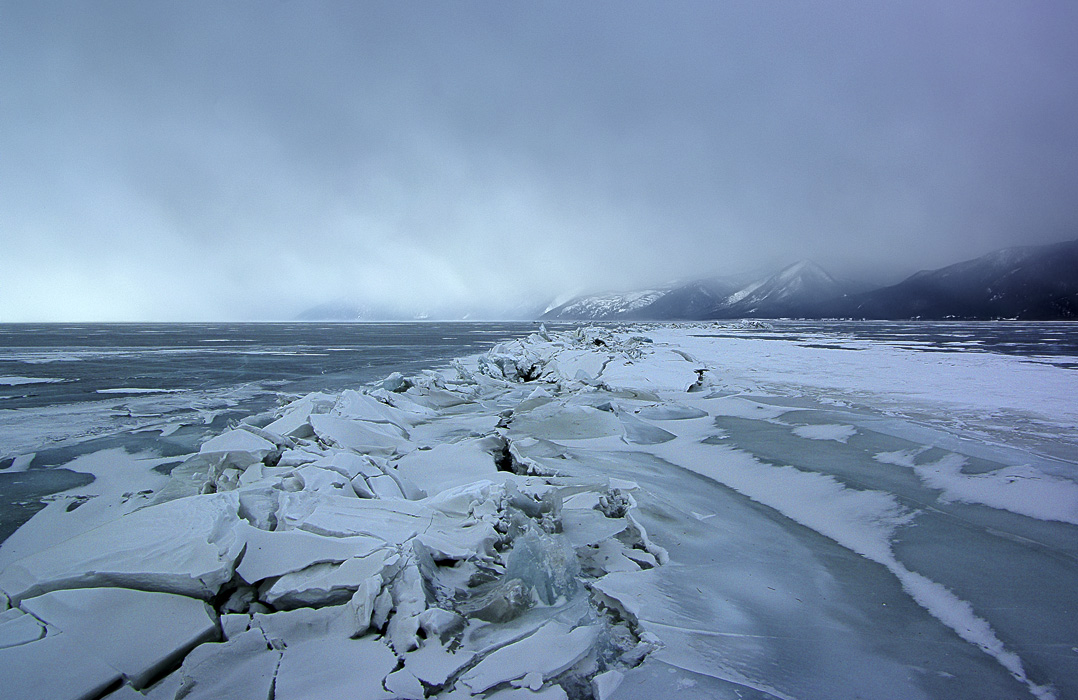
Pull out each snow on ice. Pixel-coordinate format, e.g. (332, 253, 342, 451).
(1, 323, 1076, 699)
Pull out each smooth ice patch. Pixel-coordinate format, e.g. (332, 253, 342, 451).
(652, 428, 1054, 700)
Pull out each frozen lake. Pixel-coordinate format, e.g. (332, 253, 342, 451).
(0, 322, 549, 540)
(1, 321, 1076, 699)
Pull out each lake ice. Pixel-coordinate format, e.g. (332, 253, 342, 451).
(0, 322, 1075, 699)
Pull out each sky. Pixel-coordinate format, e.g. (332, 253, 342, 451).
(3, 1, 1078, 321)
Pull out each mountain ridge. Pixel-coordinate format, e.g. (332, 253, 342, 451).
(299, 238, 1078, 322)
(540, 238, 1078, 321)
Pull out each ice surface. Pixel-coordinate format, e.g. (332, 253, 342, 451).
(274, 636, 397, 700)
(0, 632, 122, 700)
(0, 607, 44, 649)
(309, 413, 412, 454)
(792, 423, 857, 442)
(234, 522, 382, 584)
(199, 429, 278, 467)
(174, 628, 280, 700)
(0, 493, 243, 604)
(15, 587, 216, 690)
(0, 448, 170, 570)
(261, 549, 389, 608)
(877, 450, 1078, 524)
(460, 620, 599, 693)
(3, 322, 1076, 699)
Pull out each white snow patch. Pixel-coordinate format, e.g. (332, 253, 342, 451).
(0, 376, 66, 386)
(792, 424, 857, 443)
(877, 450, 1078, 525)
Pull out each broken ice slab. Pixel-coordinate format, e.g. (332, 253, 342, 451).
(401, 386, 474, 410)
(366, 472, 407, 498)
(1, 632, 121, 700)
(263, 391, 337, 438)
(578, 539, 642, 575)
(559, 507, 630, 547)
(617, 413, 677, 445)
(509, 402, 624, 441)
(394, 437, 502, 494)
(369, 387, 441, 418)
(275, 447, 322, 467)
(459, 620, 599, 693)
(403, 638, 476, 687)
(309, 414, 412, 454)
(293, 465, 355, 496)
(199, 428, 278, 468)
(287, 494, 429, 541)
(310, 451, 384, 480)
(103, 685, 151, 700)
(261, 549, 389, 609)
(0, 607, 45, 649)
(0, 492, 243, 604)
(384, 668, 426, 699)
(331, 389, 417, 429)
(599, 349, 703, 393)
(220, 613, 250, 640)
(11, 587, 217, 692)
(414, 518, 499, 561)
(234, 522, 383, 584)
(274, 635, 398, 700)
(543, 348, 609, 384)
(174, 627, 281, 700)
(634, 402, 709, 420)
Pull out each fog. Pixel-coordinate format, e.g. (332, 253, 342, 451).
(3, 1, 1077, 320)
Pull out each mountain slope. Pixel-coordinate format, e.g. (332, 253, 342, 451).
(541, 263, 851, 321)
(541, 288, 669, 321)
(710, 261, 848, 318)
(828, 239, 1078, 320)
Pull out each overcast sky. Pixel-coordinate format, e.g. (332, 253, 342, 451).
(3, 1, 1077, 320)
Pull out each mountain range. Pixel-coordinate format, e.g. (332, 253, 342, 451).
(541, 238, 1078, 321)
(298, 238, 1078, 322)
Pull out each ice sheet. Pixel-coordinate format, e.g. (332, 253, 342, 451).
(2, 322, 1075, 700)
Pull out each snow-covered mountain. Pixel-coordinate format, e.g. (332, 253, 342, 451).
(541, 262, 852, 321)
(542, 239, 1078, 321)
(539, 288, 670, 321)
(300, 239, 1078, 322)
(712, 261, 848, 318)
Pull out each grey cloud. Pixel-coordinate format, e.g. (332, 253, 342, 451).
(2, 1, 1077, 319)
